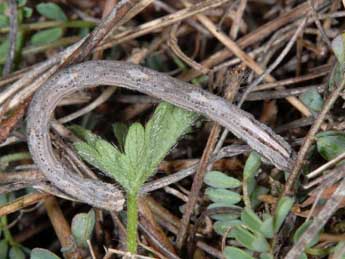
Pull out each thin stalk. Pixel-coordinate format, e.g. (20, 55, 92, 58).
(1, 216, 14, 246)
(0, 20, 96, 33)
(0, 152, 31, 169)
(22, 36, 80, 56)
(127, 192, 138, 254)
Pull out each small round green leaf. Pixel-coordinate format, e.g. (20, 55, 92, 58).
(16, 0, 27, 7)
(243, 152, 261, 179)
(333, 242, 345, 259)
(316, 131, 345, 161)
(298, 253, 308, 259)
(30, 248, 61, 259)
(224, 247, 255, 259)
(260, 216, 274, 239)
(30, 28, 63, 46)
(0, 32, 23, 64)
(241, 208, 263, 234)
(332, 33, 345, 64)
(0, 3, 7, 15)
(260, 253, 274, 259)
(36, 3, 67, 21)
(0, 240, 8, 258)
(273, 196, 294, 233)
(71, 209, 96, 248)
(243, 152, 261, 196)
(213, 220, 241, 236)
(299, 89, 323, 115)
(23, 7, 33, 18)
(232, 225, 270, 252)
(0, 194, 8, 206)
(206, 188, 241, 206)
(9, 246, 25, 259)
(207, 203, 242, 220)
(0, 15, 9, 27)
(204, 171, 241, 189)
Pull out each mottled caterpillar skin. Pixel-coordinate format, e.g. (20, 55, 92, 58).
(27, 61, 294, 211)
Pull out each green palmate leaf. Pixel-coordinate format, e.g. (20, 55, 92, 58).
(113, 123, 128, 151)
(299, 89, 323, 115)
(94, 139, 130, 188)
(232, 225, 270, 253)
(30, 248, 61, 259)
(73, 103, 197, 254)
(273, 196, 294, 233)
(206, 188, 241, 206)
(213, 220, 242, 236)
(36, 3, 67, 21)
(74, 139, 130, 190)
(124, 123, 145, 179)
(70, 125, 98, 144)
(224, 247, 255, 259)
(74, 103, 197, 192)
(71, 209, 96, 248)
(142, 102, 197, 183)
(0, 240, 8, 259)
(316, 131, 345, 161)
(204, 171, 241, 189)
(9, 246, 25, 259)
(30, 27, 63, 46)
(74, 142, 103, 169)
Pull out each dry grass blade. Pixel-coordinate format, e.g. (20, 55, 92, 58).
(62, 0, 154, 66)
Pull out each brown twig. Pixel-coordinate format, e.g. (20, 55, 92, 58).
(308, 0, 333, 50)
(44, 196, 82, 259)
(230, 0, 247, 39)
(176, 124, 221, 249)
(180, 0, 329, 81)
(3, 0, 18, 76)
(283, 75, 345, 197)
(0, 97, 31, 144)
(176, 66, 242, 249)
(0, 192, 50, 217)
(168, 23, 209, 75)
